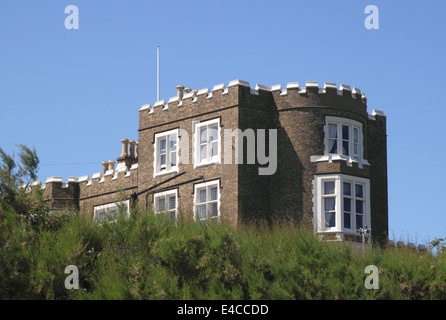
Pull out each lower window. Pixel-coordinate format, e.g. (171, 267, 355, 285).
(94, 200, 130, 223)
(314, 174, 370, 234)
(194, 179, 220, 223)
(154, 189, 178, 221)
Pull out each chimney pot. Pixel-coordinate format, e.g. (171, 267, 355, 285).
(177, 85, 184, 99)
(108, 160, 116, 172)
(121, 139, 129, 157)
(135, 142, 139, 158)
(129, 140, 136, 158)
(102, 161, 109, 174)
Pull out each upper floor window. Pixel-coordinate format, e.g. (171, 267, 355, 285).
(194, 118, 221, 167)
(325, 117, 363, 161)
(94, 200, 130, 223)
(194, 179, 220, 223)
(313, 174, 370, 234)
(154, 189, 177, 221)
(154, 129, 179, 177)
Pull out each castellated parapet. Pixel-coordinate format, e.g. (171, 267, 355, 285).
(40, 78, 388, 246)
(138, 80, 371, 130)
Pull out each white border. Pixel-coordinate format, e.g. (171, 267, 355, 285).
(153, 189, 178, 220)
(313, 174, 371, 235)
(153, 128, 180, 178)
(193, 179, 221, 222)
(93, 200, 130, 222)
(193, 118, 222, 169)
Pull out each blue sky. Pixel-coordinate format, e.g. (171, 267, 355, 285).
(1, 0, 445, 244)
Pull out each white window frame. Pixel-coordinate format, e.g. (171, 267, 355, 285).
(193, 179, 221, 223)
(153, 189, 178, 221)
(193, 118, 221, 168)
(94, 200, 130, 223)
(154, 128, 179, 177)
(324, 117, 364, 163)
(313, 174, 370, 235)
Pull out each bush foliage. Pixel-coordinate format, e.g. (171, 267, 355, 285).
(1, 145, 446, 300)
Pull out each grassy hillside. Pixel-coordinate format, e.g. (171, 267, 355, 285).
(1, 204, 446, 300)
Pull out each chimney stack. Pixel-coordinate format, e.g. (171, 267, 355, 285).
(129, 140, 136, 158)
(121, 139, 129, 157)
(135, 142, 139, 159)
(102, 162, 109, 175)
(177, 85, 184, 99)
(108, 160, 116, 172)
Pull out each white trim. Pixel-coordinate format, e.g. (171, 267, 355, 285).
(321, 116, 369, 168)
(193, 118, 221, 169)
(45, 177, 63, 183)
(313, 174, 371, 236)
(94, 200, 130, 223)
(228, 79, 250, 88)
(153, 128, 180, 178)
(154, 189, 178, 221)
(193, 179, 221, 223)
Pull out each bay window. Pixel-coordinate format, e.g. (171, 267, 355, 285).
(325, 117, 363, 162)
(314, 174, 370, 234)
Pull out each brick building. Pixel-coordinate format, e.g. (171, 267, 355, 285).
(39, 79, 388, 245)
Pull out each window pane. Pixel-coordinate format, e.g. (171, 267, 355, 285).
(109, 208, 117, 220)
(199, 189, 207, 203)
(170, 136, 177, 151)
(160, 154, 166, 167)
(328, 139, 337, 154)
(342, 141, 349, 156)
(328, 124, 337, 139)
(354, 144, 359, 158)
(344, 212, 351, 229)
(98, 210, 106, 222)
(197, 205, 206, 220)
(209, 125, 218, 142)
(356, 214, 364, 229)
(356, 184, 364, 198)
(200, 127, 207, 144)
(160, 138, 166, 152)
(325, 212, 336, 228)
(169, 211, 176, 221)
(323, 181, 335, 195)
(353, 127, 359, 143)
(343, 182, 351, 196)
(211, 141, 219, 158)
(170, 152, 177, 167)
(344, 198, 351, 212)
(210, 187, 218, 201)
(209, 203, 218, 218)
(158, 198, 166, 212)
(342, 125, 349, 140)
(168, 196, 176, 210)
(356, 200, 364, 214)
(324, 197, 336, 211)
(200, 144, 207, 162)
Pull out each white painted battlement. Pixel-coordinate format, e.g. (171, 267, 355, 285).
(140, 79, 369, 115)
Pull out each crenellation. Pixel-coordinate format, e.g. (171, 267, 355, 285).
(255, 84, 272, 92)
(46, 177, 63, 184)
(142, 79, 368, 124)
(286, 82, 300, 90)
(78, 175, 89, 183)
